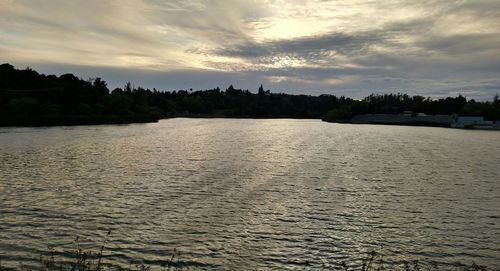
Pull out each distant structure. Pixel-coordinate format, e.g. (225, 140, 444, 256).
(349, 113, 500, 130)
(403, 110, 414, 117)
(451, 116, 500, 129)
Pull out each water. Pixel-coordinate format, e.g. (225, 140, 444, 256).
(1, 119, 499, 270)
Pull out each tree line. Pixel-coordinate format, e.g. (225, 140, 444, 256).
(1, 63, 499, 126)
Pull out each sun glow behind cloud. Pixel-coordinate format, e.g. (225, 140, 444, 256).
(1, 0, 499, 99)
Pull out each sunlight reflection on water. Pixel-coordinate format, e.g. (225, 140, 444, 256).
(1, 119, 500, 270)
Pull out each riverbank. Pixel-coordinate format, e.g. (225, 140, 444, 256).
(323, 113, 500, 130)
(3, 64, 500, 129)
(0, 114, 159, 127)
(0, 115, 322, 127)
(350, 113, 452, 127)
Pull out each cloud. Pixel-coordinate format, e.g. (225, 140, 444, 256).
(213, 31, 380, 59)
(418, 33, 500, 56)
(0, 0, 499, 99)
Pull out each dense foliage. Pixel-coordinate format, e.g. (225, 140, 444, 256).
(1, 63, 499, 126)
(0, 64, 161, 126)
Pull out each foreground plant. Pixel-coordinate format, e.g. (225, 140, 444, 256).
(0, 234, 489, 271)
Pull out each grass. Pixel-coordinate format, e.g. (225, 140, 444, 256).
(0, 232, 489, 271)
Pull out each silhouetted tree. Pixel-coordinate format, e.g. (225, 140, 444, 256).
(2, 63, 498, 126)
(258, 84, 265, 96)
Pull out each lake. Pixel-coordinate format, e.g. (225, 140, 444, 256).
(1, 119, 499, 270)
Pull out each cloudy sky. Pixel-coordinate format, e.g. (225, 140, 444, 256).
(1, 0, 499, 99)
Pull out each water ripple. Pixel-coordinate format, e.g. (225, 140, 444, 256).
(1, 119, 500, 270)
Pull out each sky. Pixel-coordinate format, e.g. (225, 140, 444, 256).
(1, 0, 499, 100)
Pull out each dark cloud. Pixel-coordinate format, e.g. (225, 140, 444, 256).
(213, 31, 381, 59)
(417, 33, 500, 56)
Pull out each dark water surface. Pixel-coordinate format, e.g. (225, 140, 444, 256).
(1, 119, 499, 270)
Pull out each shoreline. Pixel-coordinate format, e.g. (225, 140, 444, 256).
(1, 115, 500, 131)
(322, 120, 500, 130)
(0, 114, 160, 127)
(322, 113, 500, 130)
